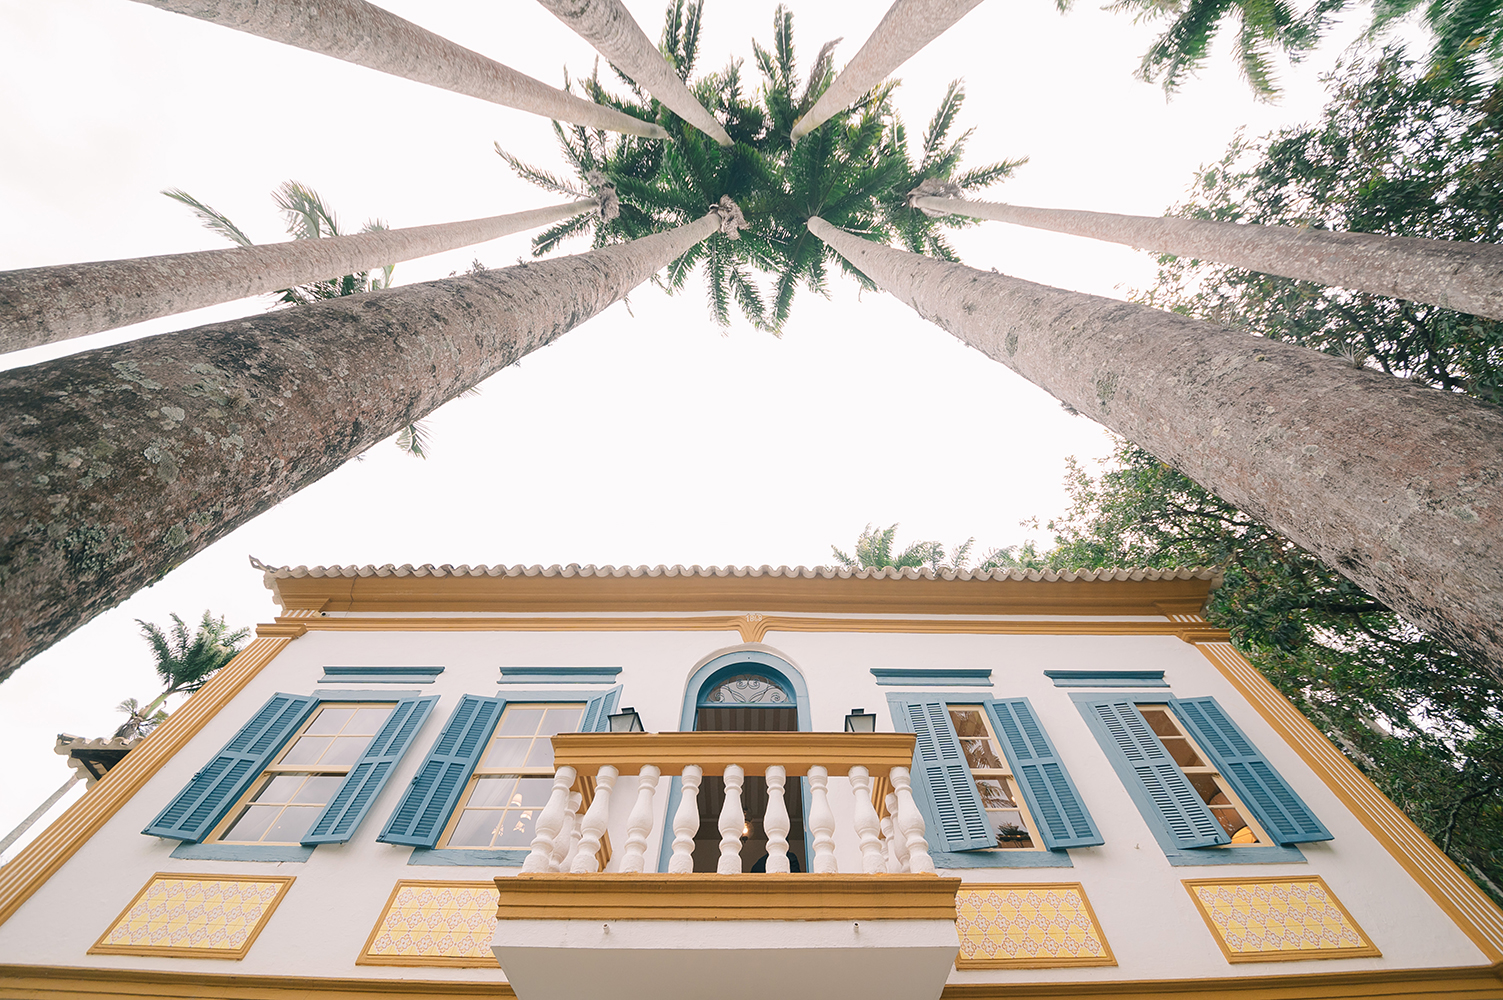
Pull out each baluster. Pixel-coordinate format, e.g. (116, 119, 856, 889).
(718, 764, 745, 874)
(548, 791, 583, 871)
(570, 765, 618, 873)
(848, 766, 886, 874)
(883, 792, 911, 873)
(669, 764, 703, 874)
(890, 767, 936, 874)
(618, 765, 662, 874)
(523, 766, 578, 873)
(561, 797, 585, 872)
(808, 765, 838, 874)
(763, 765, 791, 874)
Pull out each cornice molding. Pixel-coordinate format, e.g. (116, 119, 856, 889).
(550, 731, 917, 775)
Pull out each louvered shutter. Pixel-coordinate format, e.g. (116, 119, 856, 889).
(142, 692, 316, 842)
(1088, 699, 1228, 849)
(581, 685, 623, 733)
(985, 698, 1103, 849)
(897, 699, 997, 852)
(378, 695, 504, 847)
(1170, 697, 1332, 845)
(302, 695, 438, 845)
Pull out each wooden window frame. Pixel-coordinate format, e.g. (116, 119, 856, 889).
(1135, 701, 1271, 847)
(948, 704, 1047, 853)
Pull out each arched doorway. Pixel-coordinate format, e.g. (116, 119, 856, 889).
(657, 649, 811, 873)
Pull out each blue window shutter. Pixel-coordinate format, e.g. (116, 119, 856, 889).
(581, 685, 623, 732)
(1170, 697, 1333, 845)
(378, 695, 504, 847)
(984, 698, 1103, 849)
(1088, 699, 1229, 849)
(142, 692, 317, 842)
(302, 695, 438, 845)
(897, 699, 997, 852)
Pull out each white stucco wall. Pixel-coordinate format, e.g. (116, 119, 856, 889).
(0, 619, 1491, 984)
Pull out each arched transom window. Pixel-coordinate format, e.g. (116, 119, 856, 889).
(702, 673, 791, 705)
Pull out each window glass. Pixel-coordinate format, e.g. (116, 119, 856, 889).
(947, 705, 1038, 850)
(442, 703, 584, 850)
(212, 703, 394, 845)
(1136, 703, 1263, 845)
(703, 674, 790, 705)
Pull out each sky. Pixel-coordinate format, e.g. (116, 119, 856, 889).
(0, 0, 1389, 857)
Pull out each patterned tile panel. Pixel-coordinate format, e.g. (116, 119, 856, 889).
(954, 882, 1116, 969)
(1183, 875, 1382, 963)
(89, 873, 293, 959)
(358, 880, 500, 967)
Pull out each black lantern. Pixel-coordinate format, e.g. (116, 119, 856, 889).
(844, 708, 877, 733)
(607, 707, 645, 732)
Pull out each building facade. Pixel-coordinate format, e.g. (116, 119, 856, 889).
(1, 562, 1500, 999)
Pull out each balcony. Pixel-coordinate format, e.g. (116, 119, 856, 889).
(490, 732, 962, 1000)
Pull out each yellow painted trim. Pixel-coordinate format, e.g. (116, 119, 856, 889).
(1181, 875, 1381, 964)
(0, 636, 292, 929)
(356, 880, 500, 969)
(1195, 641, 1503, 963)
(273, 613, 1228, 644)
(271, 572, 1215, 619)
(256, 622, 309, 639)
(1, 963, 1498, 1000)
(492, 872, 961, 921)
(954, 882, 1116, 970)
(550, 731, 918, 776)
(87, 872, 295, 960)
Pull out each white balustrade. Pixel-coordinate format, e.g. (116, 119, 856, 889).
(883, 792, 911, 873)
(548, 790, 583, 871)
(523, 765, 578, 873)
(618, 764, 662, 874)
(763, 765, 791, 874)
(569, 765, 618, 873)
(807, 765, 838, 874)
(717, 764, 746, 874)
(669, 764, 703, 874)
(890, 767, 936, 874)
(848, 765, 885, 874)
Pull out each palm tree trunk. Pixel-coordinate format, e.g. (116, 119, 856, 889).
(0, 212, 724, 682)
(913, 196, 1503, 322)
(808, 216, 1503, 679)
(131, 0, 669, 139)
(0, 200, 601, 355)
(789, 0, 984, 143)
(535, 0, 732, 146)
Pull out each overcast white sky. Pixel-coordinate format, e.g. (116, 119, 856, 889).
(0, 0, 1385, 855)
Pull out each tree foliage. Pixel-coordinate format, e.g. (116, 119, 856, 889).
(116, 611, 250, 738)
(496, 0, 1023, 332)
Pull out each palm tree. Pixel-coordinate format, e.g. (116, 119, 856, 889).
(807, 216, 1503, 679)
(0, 209, 737, 682)
(129, 0, 668, 138)
(114, 611, 250, 738)
(908, 195, 1503, 321)
(0, 191, 600, 353)
(832, 523, 974, 571)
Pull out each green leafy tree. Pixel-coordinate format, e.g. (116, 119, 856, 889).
(115, 611, 251, 738)
(496, 0, 1023, 331)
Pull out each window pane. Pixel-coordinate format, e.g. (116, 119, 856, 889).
(292, 775, 346, 804)
(959, 737, 1004, 770)
(511, 777, 555, 806)
(976, 778, 1017, 810)
(1138, 706, 1179, 738)
(449, 809, 502, 848)
(497, 707, 545, 736)
(1212, 807, 1254, 840)
(495, 808, 539, 847)
(1188, 773, 1224, 807)
(948, 708, 989, 739)
(347, 707, 394, 734)
(523, 737, 556, 768)
(223, 804, 280, 843)
(304, 708, 355, 736)
(990, 812, 1034, 848)
(483, 738, 533, 769)
(466, 777, 519, 809)
(541, 706, 584, 735)
(254, 774, 307, 803)
(1162, 737, 1206, 768)
(321, 736, 371, 766)
(280, 735, 334, 766)
(264, 805, 321, 844)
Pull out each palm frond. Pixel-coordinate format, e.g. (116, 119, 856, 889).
(495, 142, 589, 197)
(396, 422, 430, 459)
(273, 180, 341, 239)
(162, 189, 256, 247)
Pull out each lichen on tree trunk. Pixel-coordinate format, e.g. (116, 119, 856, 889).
(0, 214, 720, 681)
(809, 216, 1503, 679)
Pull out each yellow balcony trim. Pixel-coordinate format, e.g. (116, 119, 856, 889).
(493, 873, 961, 921)
(551, 731, 917, 776)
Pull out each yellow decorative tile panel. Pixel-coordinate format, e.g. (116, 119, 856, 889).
(1183, 875, 1382, 963)
(89, 873, 293, 960)
(954, 882, 1116, 969)
(358, 880, 499, 967)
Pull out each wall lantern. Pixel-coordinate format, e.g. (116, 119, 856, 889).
(607, 707, 645, 733)
(844, 708, 877, 733)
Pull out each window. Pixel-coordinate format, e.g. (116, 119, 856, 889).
(1136, 703, 1263, 845)
(209, 703, 395, 846)
(439, 703, 583, 850)
(948, 706, 1039, 850)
